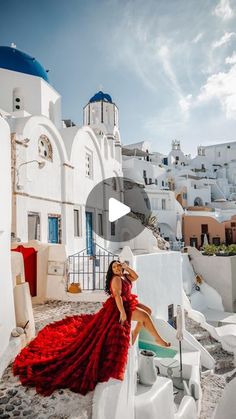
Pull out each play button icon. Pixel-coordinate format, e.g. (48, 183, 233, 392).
(108, 198, 131, 222)
(85, 176, 151, 243)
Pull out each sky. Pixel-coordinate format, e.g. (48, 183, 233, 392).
(1, 0, 236, 157)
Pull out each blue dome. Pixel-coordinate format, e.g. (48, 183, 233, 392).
(0, 46, 49, 82)
(89, 91, 112, 103)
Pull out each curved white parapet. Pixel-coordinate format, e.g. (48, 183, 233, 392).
(183, 329, 215, 370)
(135, 378, 198, 419)
(213, 377, 236, 419)
(184, 283, 236, 365)
(13, 282, 35, 341)
(174, 396, 197, 419)
(11, 251, 26, 287)
(135, 376, 175, 419)
(92, 345, 136, 419)
(189, 365, 202, 401)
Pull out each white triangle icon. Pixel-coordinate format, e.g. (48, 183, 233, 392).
(109, 198, 131, 222)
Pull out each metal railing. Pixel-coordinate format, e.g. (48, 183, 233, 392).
(67, 242, 119, 290)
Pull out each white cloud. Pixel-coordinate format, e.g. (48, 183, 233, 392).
(212, 32, 236, 49)
(197, 64, 236, 119)
(179, 95, 193, 112)
(225, 52, 236, 64)
(192, 33, 204, 44)
(213, 0, 234, 20)
(113, 11, 191, 116)
(158, 45, 190, 115)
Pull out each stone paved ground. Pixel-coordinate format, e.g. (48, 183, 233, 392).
(0, 300, 236, 419)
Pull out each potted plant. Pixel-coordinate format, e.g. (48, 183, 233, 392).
(202, 244, 217, 256)
(228, 244, 236, 256)
(215, 244, 229, 256)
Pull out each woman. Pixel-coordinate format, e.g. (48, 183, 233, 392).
(13, 260, 170, 396)
(108, 261, 170, 347)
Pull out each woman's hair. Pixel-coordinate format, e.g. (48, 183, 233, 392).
(104, 260, 118, 295)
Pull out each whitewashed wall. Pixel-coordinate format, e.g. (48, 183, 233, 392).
(12, 116, 69, 244)
(189, 248, 236, 312)
(63, 125, 122, 254)
(0, 118, 16, 366)
(0, 68, 61, 128)
(120, 250, 183, 321)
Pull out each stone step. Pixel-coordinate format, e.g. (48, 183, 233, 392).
(204, 342, 222, 352)
(192, 332, 211, 342)
(215, 358, 235, 371)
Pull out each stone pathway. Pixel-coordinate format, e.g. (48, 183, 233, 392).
(0, 300, 236, 418)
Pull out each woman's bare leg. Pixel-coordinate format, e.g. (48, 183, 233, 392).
(132, 303, 152, 345)
(131, 307, 170, 347)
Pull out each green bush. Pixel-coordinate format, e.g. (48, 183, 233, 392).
(202, 243, 236, 255)
(202, 244, 217, 255)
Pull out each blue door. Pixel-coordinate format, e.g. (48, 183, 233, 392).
(86, 212, 93, 255)
(48, 217, 59, 243)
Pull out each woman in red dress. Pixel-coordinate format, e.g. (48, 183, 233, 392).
(12, 260, 170, 396)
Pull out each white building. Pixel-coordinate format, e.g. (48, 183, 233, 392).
(0, 116, 16, 377)
(0, 45, 123, 256)
(122, 143, 183, 241)
(167, 140, 191, 167)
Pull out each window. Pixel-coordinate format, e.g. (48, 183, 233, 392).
(38, 134, 53, 161)
(190, 237, 198, 248)
(227, 145, 231, 149)
(168, 304, 175, 328)
(149, 178, 152, 184)
(112, 177, 117, 191)
(85, 151, 93, 178)
(162, 180, 164, 187)
(143, 170, 147, 185)
(111, 222, 116, 236)
(161, 199, 166, 210)
(74, 209, 81, 237)
(152, 198, 158, 209)
(218, 151, 221, 157)
(28, 212, 40, 241)
(183, 192, 187, 200)
(48, 214, 61, 244)
(98, 213, 103, 236)
(155, 179, 158, 185)
(212, 237, 220, 245)
(201, 224, 208, 234)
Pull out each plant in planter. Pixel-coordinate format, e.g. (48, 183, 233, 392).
(228, 244, 236, 255)
(215, 243, 229, 256)
(202, 244, 217, 256)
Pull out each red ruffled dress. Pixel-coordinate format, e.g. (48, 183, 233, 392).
(12, 275, 139, 396)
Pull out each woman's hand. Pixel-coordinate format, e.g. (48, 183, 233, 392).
(121, 262, 129, 271)
(121, 262, 139, 281)
(119, 310, 127, 325)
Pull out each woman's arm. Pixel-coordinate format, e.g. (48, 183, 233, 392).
(111, 276, 127, 324)
(122, 263, 138, 282)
